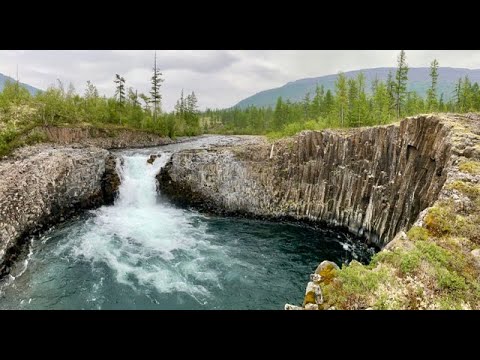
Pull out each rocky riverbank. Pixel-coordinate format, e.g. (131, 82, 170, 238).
(0, 144, 120, 277)
(20, 125, 175, 149)
(0, 132, 258, 278)
(157, 113, 480, 309)
(0, 124, 177, 276)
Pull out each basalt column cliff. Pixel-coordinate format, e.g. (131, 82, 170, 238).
(159, 115, 460, 247)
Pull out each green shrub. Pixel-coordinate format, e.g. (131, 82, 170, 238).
(407, 226, 430, 242)
(399, 252, 421, 274)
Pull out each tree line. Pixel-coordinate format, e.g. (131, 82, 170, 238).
(203, 51, 480, 137)
(0, 52, 202, 155)
(2, 50, 480, 155)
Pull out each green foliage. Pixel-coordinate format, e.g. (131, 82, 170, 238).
(150, 52, 164, 120)
(427, 59, 439, 111)
(437, 268, 467, 292)
(394, 50, 409, 117)
(322, 260, 391, 309)
(205, 51, 480, 138)
(425, 205, 456, 236)
(399, 252, 421, 275)
(446, 180, 480, 200)
(407, 226, 430, 242)
(0, 75, 201, 156)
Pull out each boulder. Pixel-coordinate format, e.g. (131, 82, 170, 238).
(314, 260, 340, 284)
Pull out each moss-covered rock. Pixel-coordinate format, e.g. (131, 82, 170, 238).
(314, 260, 340, 285)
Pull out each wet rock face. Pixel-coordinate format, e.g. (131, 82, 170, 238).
(0, 144, 119, 275)
(102, 154, 121, 204)
(158, 115, 453, 247)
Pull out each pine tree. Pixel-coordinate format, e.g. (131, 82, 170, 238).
(386, 71, 395, 114)
(461, 76, 473, 111)
(334, 72, 348, 126)
(347, 78, 358, 126)
(84, 80, 99, 99)
(394, 50, 409, 118)
(175, 89, 186, 117)
(311, 85, 324, 119)
(184, 91, 199, 130)
(371, 76, 379, 94)
(114, 74, 126, 104)
(439, 93, 445, 112)
(139, 93, 150, 112)
(454, 78, 462, 111)
(128, 87, 139, 107)
(356, 72, 368, 127)
(302, 92, 311, 121)
(427, 59, 439, 111)
(323, 90, 334, 119)
(187, 91, 198, 116)
(150, 51, 164, 121)
(373, 81, 389, 124)
(273, 97, 285, 130)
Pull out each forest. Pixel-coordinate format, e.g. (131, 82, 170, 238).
(206, 53, 480, 138)
(2, 51, 480, 156)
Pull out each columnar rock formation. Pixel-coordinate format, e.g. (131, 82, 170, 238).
(0, 145, 120, 275)
(158, 115, 456, 247)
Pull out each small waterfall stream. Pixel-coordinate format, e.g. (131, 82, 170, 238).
(0, 137, 374, 309)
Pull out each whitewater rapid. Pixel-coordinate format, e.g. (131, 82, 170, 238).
(62, 152, 229, 301)
(0, 137, 374, 309)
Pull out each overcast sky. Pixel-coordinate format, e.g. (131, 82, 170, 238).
(1, 50, 479, 111)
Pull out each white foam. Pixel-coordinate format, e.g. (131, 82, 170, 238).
(59, 153, 226, 302)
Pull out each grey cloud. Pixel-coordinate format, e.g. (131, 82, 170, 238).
(1, 50, 480, 111)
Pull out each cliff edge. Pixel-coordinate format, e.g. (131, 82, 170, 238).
(158, 113, 480, 309)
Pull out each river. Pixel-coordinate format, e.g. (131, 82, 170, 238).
(0, 136, 374, 309)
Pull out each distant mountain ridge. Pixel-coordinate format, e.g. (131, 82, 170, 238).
(234, 67, 480, 109)
(0, 72, 42, 95)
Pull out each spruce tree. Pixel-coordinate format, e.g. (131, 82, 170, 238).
(334, 72, 348, 126)
(150, 51, 164, 121)
(114, 74, 126, 104)
(84, 80, 99, 99)
(394, 50, 409, 118)
(427, 59, 439, 111)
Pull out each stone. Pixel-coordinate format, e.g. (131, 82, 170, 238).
(155, 114, 480, 309)
(310, 273, 322, 282)
(303, 281, 323, 306)
(284, 304, 303, 310)
(384, 231, 407, 251)
(0, 145, 118, 273)
(304, 303, 319, 310)
(147, 154, 158, 165)
(471, 249, 480, 267)
(157, 115, 455, 248)
(314, 260, 340, 285)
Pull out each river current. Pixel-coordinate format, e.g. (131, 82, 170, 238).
(0, 136, 374, 309)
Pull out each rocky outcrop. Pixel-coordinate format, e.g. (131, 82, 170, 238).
(0, 144, 120, 276)
(158, 115, 455, 247)
(21, 125, 174, 149)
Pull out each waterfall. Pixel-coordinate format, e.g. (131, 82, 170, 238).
(115, 153, 170, 208)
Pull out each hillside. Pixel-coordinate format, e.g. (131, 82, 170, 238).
(0, 73, 41, 95)
(234, 67, 480, 109)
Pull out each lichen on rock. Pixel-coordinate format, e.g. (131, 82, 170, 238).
(156, 113, 480, 310)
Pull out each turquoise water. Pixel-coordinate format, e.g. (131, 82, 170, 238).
(0, 141, 374, 310)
